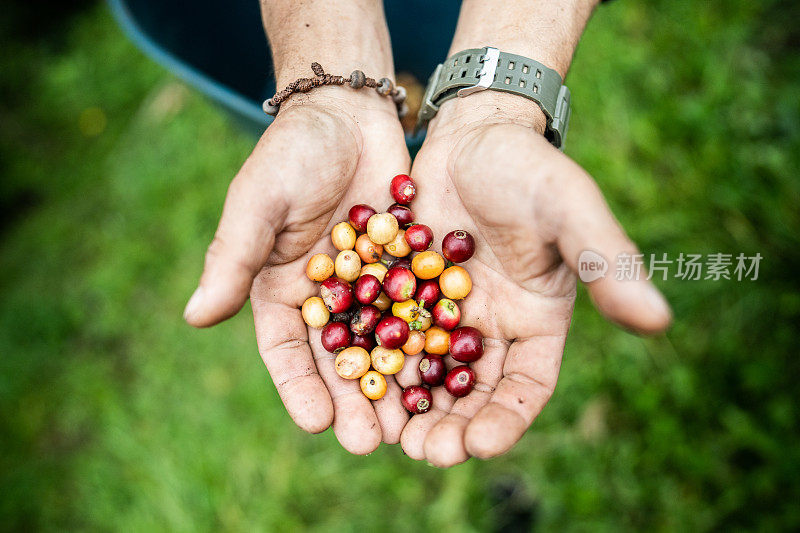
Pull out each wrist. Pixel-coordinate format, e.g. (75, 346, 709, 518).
(276, 83, 400, 125)
(429, 90, 547, 140)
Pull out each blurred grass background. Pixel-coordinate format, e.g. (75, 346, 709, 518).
(1, 0, 799, 530)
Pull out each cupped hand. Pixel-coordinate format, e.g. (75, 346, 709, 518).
(184, 90, 412, 454)
(396, 95, 672, 467)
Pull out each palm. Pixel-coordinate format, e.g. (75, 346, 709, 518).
(393, 123, 573, 465)
(247, 104, 413, 454)
(397, 120, 671, 467)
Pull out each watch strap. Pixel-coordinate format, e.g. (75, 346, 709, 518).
(418, 47, 571, 149)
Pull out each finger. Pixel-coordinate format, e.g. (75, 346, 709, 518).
(399, 386, 454, 460)
(308, 327, 382, 455)
(464, 335, 562, 459)
(394, 353, 423, 389)
(183, 130, 291, 328)
(547, 158, 672, 334)
(423, 339, 507, 467)
(372, 374, 409, 445)
(251, 277, 334, 433)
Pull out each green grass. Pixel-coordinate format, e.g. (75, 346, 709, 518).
(1, 1, 799, 530)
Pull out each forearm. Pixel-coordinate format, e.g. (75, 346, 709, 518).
(435, 0, 599, 133)
(261, 0, 394, 88)
(450, 0, 599, 78)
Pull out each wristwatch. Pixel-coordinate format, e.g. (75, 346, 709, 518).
(417, 47, 571, 150)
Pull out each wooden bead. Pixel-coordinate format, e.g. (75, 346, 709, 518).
(392, 86, 407, 104)
(376, 77, 393, 96)
(350, 70, 366, 89)
(262, 99, 279, 116)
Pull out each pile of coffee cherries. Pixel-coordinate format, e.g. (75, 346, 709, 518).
(301, 174, 485, 414)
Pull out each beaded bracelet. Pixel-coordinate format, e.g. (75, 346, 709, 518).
(262, 62, 408, 118)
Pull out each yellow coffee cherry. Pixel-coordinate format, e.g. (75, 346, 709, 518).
(335, 347, 371, 379)
(411, 251, 445, 279)
(370, 346, 405, 375)
(424, 326, 450, 355)
(439, 265, 472, 299)
(385, 229, 411, 257)
(331, 222, 357, 251)
(305, 253, 334, 282)
(334, 250, 361, 282)
(301, 296, 329, 328)
(366, 213, 399, 245)
(360, 370, 388, 400)
(392, 299, 420, 323)
(360, 262, 388, 283)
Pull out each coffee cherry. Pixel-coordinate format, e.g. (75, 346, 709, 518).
(351, 333, 375, 351)
(332, 222, 357, 251)
(432, 298, 461, 330)
(375, 316, 410, 349)
(354, 274, 381, 304)
(321, 322, 351, 352)
(419, 354, 446, 386)
(387, 204, 414, 228)
(354, 234, 383, 264)
(372, 291, 392, 311)
(439, 265, 472, 300)
(424, 326, 450, 355)
(360, 370, 388, 400)
(348, 204, 376, 232)
(390, 174, 416, 205)
(404, 224, 433, 252)
(301, 296, 330, 328)
(383, 266, 417, 302)
(360, 262, 388, 282)
(367, 212, 399, 245)
(415, 280, 441, 310)
(409, 309, 433, 332)
(402, 330, 426, 355)
(392, 299, 420, 323)
(412, 250, 445, 279)
(385, 229, 412, 257)
(371, 345, 405, 374)
(401, 386, 432, 414)
(334, 250, 361, 282)
(449, 326, 484, 362)
(320, 277, 354, 313)
(442, 230, 475, 263)
(444, 365, 476, 397)
(350, 305, 381, 336)
(335, 346, 370, 379)
(306, 253, 335, 282)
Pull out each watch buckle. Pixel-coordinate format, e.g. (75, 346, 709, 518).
(457, 47, 500, 97)
(550, 85, 571, 151)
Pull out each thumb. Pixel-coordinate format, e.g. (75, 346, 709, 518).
(550, 163, 672, 335)
(184, 149, 289, 328)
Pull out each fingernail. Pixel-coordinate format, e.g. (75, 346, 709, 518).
(183, 287, 205, 323)
(644, 284, 671, 321)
